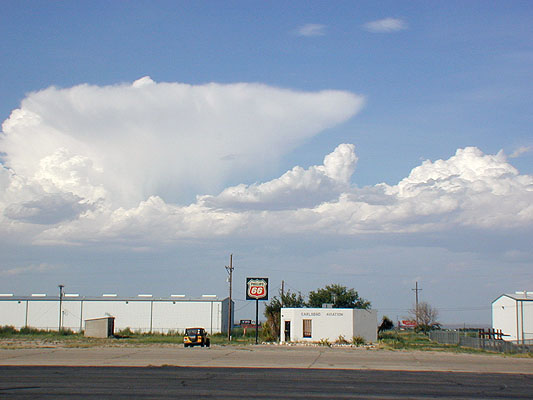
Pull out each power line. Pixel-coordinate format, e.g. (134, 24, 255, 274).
(284, 282, 305, 294)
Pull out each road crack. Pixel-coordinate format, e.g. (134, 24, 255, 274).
(308, 349, 324, 368)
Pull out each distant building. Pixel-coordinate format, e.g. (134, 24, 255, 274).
(280, 307, 377, 344)
(0, 294, 233, 334)
(492, 291, 533, 344)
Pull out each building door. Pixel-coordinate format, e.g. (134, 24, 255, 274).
(284, 320, 291, 342)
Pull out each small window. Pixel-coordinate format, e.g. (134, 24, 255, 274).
(303, 319, 312, 338)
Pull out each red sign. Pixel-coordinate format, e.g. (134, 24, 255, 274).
(246, 278, 268, 300)
(400, 320, 417, 328)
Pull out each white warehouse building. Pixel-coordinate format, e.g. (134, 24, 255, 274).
(0, 294, 233, 334)
(492, 291, 533, 344)
(281, 307, 377, 344)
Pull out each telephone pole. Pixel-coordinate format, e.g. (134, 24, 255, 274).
(412, 281, 422, 325)
(281, 280, 285, 307)
(225, 254, 234, 341)
(58, 284, 64, 332)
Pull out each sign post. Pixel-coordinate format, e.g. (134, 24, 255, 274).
(246, 277, 269, 344)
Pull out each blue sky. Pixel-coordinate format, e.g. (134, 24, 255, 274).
(1, 1, 532, 325)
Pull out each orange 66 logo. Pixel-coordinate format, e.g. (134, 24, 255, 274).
(246, 278, 268, 300)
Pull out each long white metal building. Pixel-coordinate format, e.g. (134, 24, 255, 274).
(0, 293, 233, 334)
(492, 291, 533, 344)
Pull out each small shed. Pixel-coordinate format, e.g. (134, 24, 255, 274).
(281, 308, 377, 344)
(492, 292, 533, 344)
(84, 316, 115, 338)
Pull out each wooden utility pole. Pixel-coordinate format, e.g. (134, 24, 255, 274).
(225, 254, 234, 341)
(412, 281, 422, 325)
(281, 280, 285, 307)
(58, 284, 64, 332)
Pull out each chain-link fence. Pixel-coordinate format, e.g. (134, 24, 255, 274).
(429, 331, 532, 354)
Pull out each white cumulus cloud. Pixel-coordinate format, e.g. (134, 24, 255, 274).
(1, 77, 363, 211)
(1, 78, 531, 247)
(198, 143, 357, 210)
(296, 24, 326, 37)
(510, 145, 533, 158)
(25, 145, 533, 245)
(363, 18, 408, 33)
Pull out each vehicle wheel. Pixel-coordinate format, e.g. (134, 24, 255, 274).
(184, 344, 188, 348)
(201, 343, 204, 347)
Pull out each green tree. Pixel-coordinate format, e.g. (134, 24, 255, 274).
(263, 290, 305, 340)
(378, 316, 394, 333)
(307, 284, 371, 309)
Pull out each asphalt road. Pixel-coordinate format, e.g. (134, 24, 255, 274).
(1, 366, 533, 399)
(1, 345, 533, 398)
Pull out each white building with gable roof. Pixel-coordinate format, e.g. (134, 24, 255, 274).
(492, 291, 533, 344)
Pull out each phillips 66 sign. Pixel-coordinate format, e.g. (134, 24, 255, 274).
(246, 277, 269, 300)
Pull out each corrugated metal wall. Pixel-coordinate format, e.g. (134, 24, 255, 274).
(0, 297, 230, 334)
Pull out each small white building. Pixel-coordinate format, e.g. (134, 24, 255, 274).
(492, 291, 533, 344)
(281, 308, 377, 344)
(84, 316, 115, 338)
(0, 294, 233, 334)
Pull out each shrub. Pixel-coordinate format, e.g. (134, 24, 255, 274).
(116, 327, 134, 337)
(261, 322, 277, 342)
(378, 316, 394, 333)
(19, 327, 44, 335)
(335, 335, 349, 344)
(0, 325, 17, 336)
(0, 326, 80, 337)
(352, 336, 366, 346)
(415, 323, 441, 334)
(379, 330, 405, 343)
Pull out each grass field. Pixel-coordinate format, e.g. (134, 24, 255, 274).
(377, 331, 486, 354)
(0, 325, 263, 348)
(0, 326, 530, 357)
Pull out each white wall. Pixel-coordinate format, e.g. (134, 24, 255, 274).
(83, 300, 153, 332)
(492, 295, 518, 342)
(152, 301, 222, 334)
(280, 308, 377, 343)
(523, 301, 533, 343)
(0, 300, 26, 328)
(492, 296, 533, 343)
(63, 300, 83, 331)
(353, 309, 378, 343)
(0, 298, 228, 334)
(281, 308, 353, 343)
(27, 300, 59, 330)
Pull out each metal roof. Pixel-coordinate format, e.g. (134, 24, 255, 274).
(0, 295, 226, 302)
(493, 292, 533, 302)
